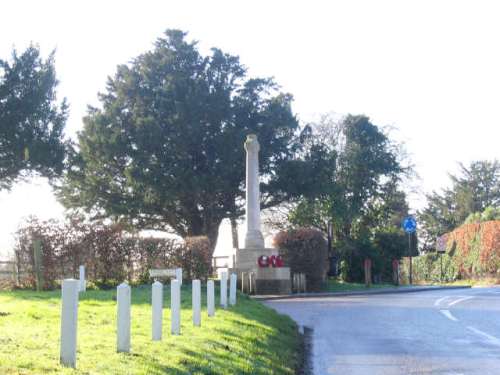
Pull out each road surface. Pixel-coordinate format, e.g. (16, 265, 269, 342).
(266, 287, 500, 375)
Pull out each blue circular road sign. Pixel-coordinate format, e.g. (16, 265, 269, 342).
(402, 216, 417, 233)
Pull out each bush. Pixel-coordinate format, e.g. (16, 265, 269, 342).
(373, 230, 408, 282)
(400, 253, 458, 283)
(13, 215, 212, 289)
(400, 220, 500, 283)
(334, 239, 363, 283)
(179, 236, 212, 281)
(274, 228, 328, 291)
(133, 237, 182, 284)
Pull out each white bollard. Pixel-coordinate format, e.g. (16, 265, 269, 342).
(60, 279, 79, 368)
(79, 265, 86, 292)
(229, 273, 237, 306)
(220, 272, 228, 308)
(171, 279, 181, 335)
(207, 280, 215, 317)
(175, 268, 183, 286)
(152, 281, 163, 341)
(117, 282, 131, 353)
(192, 279, 201, 327)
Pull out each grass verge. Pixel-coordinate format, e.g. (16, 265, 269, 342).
(327, 279, 397, 292)
(0, 284, 300, 374)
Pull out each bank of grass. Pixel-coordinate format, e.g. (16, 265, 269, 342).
(327, 278, 397, 292)
(0, 285, 300, 375)
(436, 278, 499, 287)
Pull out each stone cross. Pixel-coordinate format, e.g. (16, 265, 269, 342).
(244, 134, 265, 249)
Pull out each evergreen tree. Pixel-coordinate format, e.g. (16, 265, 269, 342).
(0, 45, 68, 190)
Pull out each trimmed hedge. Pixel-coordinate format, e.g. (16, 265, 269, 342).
(13, 216, 212, 290)
(401, 220, 500, 283)
(274, 228, 328, 291)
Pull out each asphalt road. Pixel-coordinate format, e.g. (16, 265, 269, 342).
(266, 287, 500, 375)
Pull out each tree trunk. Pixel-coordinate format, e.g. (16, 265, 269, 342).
(205, 220, 222, 258)
(230, 217, 239, 249)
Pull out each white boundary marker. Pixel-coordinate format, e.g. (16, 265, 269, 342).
(117, 282, 131, 353)
(171, 280, 181, 335)
(152, 281, 163, 341)
(60, 279, 79, 367)
(192, 280, 201, 326)
(207, 280, 215, 317)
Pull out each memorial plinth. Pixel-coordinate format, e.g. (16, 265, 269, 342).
(233, 134, 291, 295)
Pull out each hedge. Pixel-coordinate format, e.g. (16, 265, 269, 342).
(12, 216, 212, 290)
(274, 228, 328, 291)
(401, 220, 500, 282)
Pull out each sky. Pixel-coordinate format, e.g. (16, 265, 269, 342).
(1, 0, 499, 258)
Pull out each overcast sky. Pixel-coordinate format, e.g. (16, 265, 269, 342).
(1, 0, 499, 257)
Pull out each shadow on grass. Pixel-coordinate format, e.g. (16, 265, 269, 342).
(0, 285, 301, 375)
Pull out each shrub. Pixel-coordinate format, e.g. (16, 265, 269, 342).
(13, 215, 213, 289)
(133, 237, 181, 284)
(274, 228, 328, 291)
(179, 236, 212, 281)
(400, 253, 458, 283)
(400, 220, 500, 283)
(373, 230, 408, 282)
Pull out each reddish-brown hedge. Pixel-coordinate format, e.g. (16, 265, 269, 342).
(273, 228, 328, 291)
(451, 221, 500, 277)
(13, 216, 212, 289)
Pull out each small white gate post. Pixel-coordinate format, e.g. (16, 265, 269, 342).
(117, 282, 131, 353)
(229, 273, 237, 306)
(207, 280, 215, 317)
(60, 279, 79, 368)
(175, 268, 183, 285)
(192, 280, 201, 326)
(171, 279, 181, 335)
(220, 272, 228, 308)
(79, 265, 86, 292)
(152, 281, 163, 341)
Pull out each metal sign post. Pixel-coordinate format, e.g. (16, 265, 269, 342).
(436, 235, 447, 282)
(402, 216, 417, 285)
(408, 232, 412, 285)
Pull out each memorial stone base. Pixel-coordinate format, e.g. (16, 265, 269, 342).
(231, 248, 291, 295)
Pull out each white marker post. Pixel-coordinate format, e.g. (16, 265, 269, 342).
(175, 268, 183, 286)
(207, 280, 215, 317)
(60, 279, 79, 368)
(192, 279, 201, 327)
(229, 273, 237, 306)
(220, 272, 228, 308)
(152, 281, 163, 341)
(117, 282, 131, 353)
(79, 265, 86, 292)
(171, 279, 181, 335)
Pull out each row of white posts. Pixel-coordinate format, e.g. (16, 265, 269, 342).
(60, 271, 238, 368)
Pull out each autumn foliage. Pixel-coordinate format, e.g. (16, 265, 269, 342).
(402, 220, 500, 283)
(445, 220, 500, 278)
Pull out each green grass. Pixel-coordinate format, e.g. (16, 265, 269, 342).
(327, 279, 397, 292)
(434, 278, 499, 287)
(0, 284, 300, 374)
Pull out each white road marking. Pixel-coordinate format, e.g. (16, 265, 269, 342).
(467, 326, 500, 346)
(448, 296, 474, 307)
(440, 309, 458, 321)
(434, 296, 451, 306)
